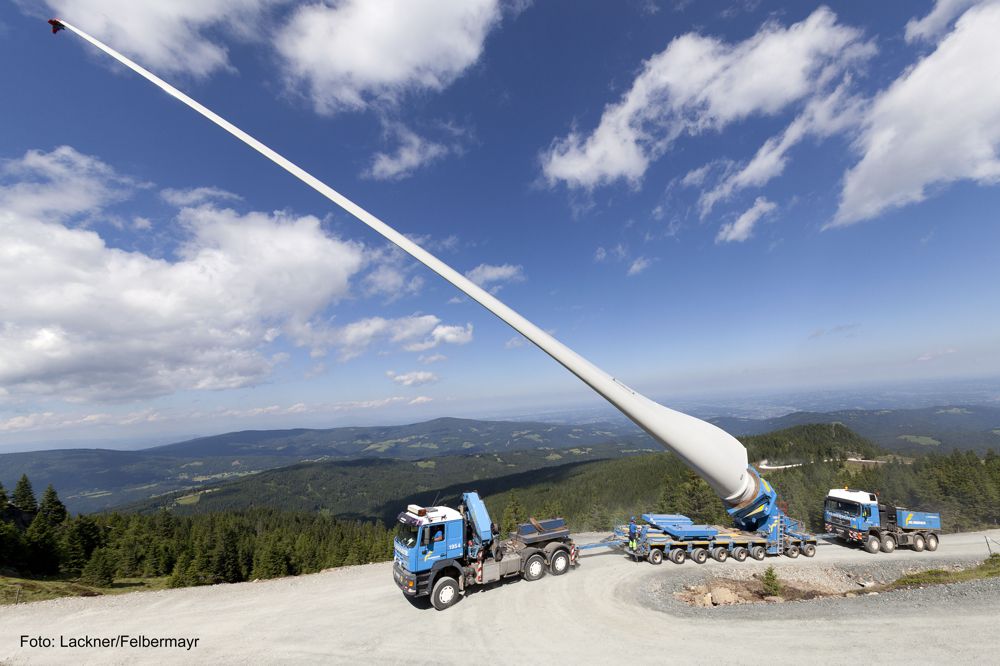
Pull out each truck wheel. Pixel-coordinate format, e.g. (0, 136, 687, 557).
(668, 549, 686, 564)
(925, 533, 939, 551)
(880, 534, 896, 553)
(431, 576, 460, 611)
(691, 548, 709, 564)
(912, 534, 926, 552)
(648, 548, 664, 565)
(732, 547, 748, 562)
(523, 554, 546, 581)
(801, 543, 816, 558)
(864, 534, 881, 554)
(750, 546, 766, 561)
(549, 550, 570, 575)
(710, 547, 728, 563)
(785, 545, 800, 558)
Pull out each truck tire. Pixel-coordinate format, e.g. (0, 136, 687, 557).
(431, 576, 460, 611)
(801, 543, 816, 558)
(549, 550, 570, 575)
(925, 533, 939, 551)
(864, 534, 881, 554)
(911, 534, 926, 552)
(732, 546, 749, 562)
(691, 548, 709, 564)
(523, 554, 546, 581)
(750, 545, 766, 561)
(880, 533, 897, 553)
(668, 548, 686, 564)
(648, 548, 664, 565)
(710, 547, 728, 563)
(785, 545, 800, 558)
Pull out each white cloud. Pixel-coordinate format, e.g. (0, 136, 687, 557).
(716, 196, 776, 243)
(362, 263, 424, 300)
(161, 186, 241, 207)
(699, 79, 866, 214)
(0, 148, 371, 402)
(465, 263, 525, 289)
(276, 0, 502, 114)
(593, 246, 608, 262)
(505, 335, 526, 349)
(627, 256, 652, 275)
(418, 353, 447, 364)
(404, 323, 474, 352)
(0, 146, 135, 221)
(408, 395, 434, 405)
(365, 124, 450, 180)
(834, 2, 1000, 226)
(386, 370, 438, 387)
(38, 0, 279, 78)
(905, 0, 983, 43)
(916, 348, 957, 362)
(541, 8, 871, 189)
(324, 315, 472, 360)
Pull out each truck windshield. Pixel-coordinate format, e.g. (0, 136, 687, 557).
(398, 523, 420, 548)
(825, 498, 860, 515)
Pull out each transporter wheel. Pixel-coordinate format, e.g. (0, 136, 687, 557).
(668, 549, 686, 565)
(523, 554, 546, 581)
(648, 548, 664, 565)
(732, 547, 748, 562)
(431, 576, 460, 611)
(880, 534, 897, 553)
(925, 533, 939, 551)
(750, 546, 766, 561)
(549, 550, 570, 575)
(691, 548, 709, 564)
(801, 543, 817, 558)
(912, 534, 926, 552)
(710, 547, 728, 563)
(864, 534, 881, 554)
(785, 545, 800, 558)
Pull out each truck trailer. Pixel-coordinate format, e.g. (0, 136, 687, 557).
(617, 512, 817, 564)
(824, 488, 941, 554)
(392, 491, 578, 610)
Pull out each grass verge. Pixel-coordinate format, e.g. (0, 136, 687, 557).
(889, 553, 1000, 588)
(1, 575, 170, 606)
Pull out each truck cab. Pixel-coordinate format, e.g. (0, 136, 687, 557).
(393, 504, 464, 597)
(824, 488, 879, 543)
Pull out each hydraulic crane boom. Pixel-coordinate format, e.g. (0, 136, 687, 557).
(49, 18, 778, 528)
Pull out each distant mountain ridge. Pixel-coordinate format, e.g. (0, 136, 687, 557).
(0, 418, 646, 513)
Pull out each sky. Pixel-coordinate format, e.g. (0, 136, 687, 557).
(1, 0, 999, 450)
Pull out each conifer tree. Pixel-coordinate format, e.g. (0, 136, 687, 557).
(0, 480, 8, 512)
(500, 492, 526, 534)
(36, 485, 68, 528)
(80, 547, 116, 587)
(12, 474, 37, 512)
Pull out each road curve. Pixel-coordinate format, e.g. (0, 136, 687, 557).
(2, 529, 998, 664)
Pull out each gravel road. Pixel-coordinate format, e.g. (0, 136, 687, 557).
(2, 529, 998, 665)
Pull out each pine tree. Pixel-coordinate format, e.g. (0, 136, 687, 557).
(12, 474, 37, 512)
(0, 480, 8, 512)
(501, 492, 526, 534)
(36, 485, 68, 528)
(26, 519, 60, 575)
(80, 547, 116, 587)
(62, 516, 103, 575)
(0, 520, 27, 569)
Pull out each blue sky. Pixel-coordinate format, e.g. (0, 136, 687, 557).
(2, 0, 999, 449)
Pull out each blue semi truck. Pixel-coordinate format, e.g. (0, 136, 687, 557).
(392, 491, 578, 610)
(824, 488, 942, 554)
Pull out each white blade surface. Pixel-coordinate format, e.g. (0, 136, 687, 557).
(56, 19, 752, 503)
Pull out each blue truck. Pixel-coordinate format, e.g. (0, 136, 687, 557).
(824, 488, 942, 554)
(392, 491, 578, 610)
(614, 511, 817, 565)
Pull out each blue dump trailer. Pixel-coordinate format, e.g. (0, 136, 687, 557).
(824, 488, 942, 554)
(583, 512, 818, 564)
(393, 491, 578, 610)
